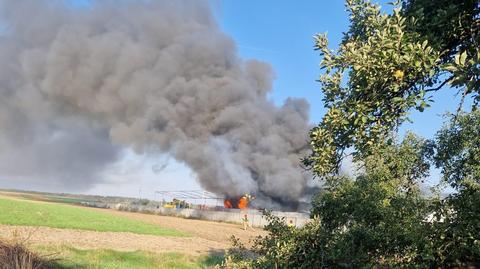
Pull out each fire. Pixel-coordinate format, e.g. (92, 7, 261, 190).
(224, 199, 233, 208)
(224, 195, 253, 209)
(237, 196, 248, 209)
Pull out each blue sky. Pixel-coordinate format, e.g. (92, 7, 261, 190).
(217, 0, 348, 123)
(217, 0, 466, 139)
(33, 1, 470, 198)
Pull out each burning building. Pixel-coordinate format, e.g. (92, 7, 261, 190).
(223, 194, 254, 209)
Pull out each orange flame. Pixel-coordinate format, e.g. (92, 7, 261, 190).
(224, 199, 233, 208)
(224, 196, 249, 209)
(237, 197, 248, 209)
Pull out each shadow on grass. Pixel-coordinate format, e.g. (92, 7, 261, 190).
(49, 263, 88, 269)
(199, 249, 225, 267)
(46, 247, 225, 269)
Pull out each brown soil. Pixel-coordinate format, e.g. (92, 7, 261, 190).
(0, 225, 225, 255)
(89, 207, 265, 246)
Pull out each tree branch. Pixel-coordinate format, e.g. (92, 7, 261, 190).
(453, 87, 469, 124)
(425, 76, 455, 92)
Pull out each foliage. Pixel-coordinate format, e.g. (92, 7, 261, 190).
(427, 111, 480, 265)
(222, 137, 439, 268)
(303, 0, 479, 177)
(0, 198, 187, 237)
(402, 0, 479, 60)
(309, 135, 433, 267)
(224, 0, 480, 268)
(219, 213, 328, 269)
(433, 111, 480, 189)
(428, 188, 480, 266)
(402, 0, 480, 101)
(223, 130, 480, 268)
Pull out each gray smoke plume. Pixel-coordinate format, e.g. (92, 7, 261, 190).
(0, 0, 312, 208)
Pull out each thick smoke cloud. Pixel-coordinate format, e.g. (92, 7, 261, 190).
(0, 0, 312, 208)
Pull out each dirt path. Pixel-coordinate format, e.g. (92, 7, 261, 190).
(0, 225, 225, 255)
(89, 208, 265, 246)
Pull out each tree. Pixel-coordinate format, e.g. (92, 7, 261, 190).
(433, 111, 480, 190)
(220, 1, 480, 267)
(428, 111, 480, 264)
(303, 0, 479, 177)
(308, 134, 433, 267)
(222, 135, 436, 268)
(402, 0, 479, 62)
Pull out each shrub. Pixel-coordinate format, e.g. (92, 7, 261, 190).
(0, 240, 54, 269)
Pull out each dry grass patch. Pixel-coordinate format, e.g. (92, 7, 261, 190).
(0, 240, 54, 269)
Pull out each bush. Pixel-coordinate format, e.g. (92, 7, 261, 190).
(0, 240, 54, 269)
(220, 133, 480, 268)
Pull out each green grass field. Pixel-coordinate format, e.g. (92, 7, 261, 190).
(36, 246, 222, 269)
(0, 198, 187, 237)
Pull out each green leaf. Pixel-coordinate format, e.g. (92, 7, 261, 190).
(422, 40, 428, 50)
(392, 97, 404, 103)
(443, 65, 458, 72)
(459, 51, 467, 66)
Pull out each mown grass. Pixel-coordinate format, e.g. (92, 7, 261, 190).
(37, 246, 223, 269)
(0, 198, 188, 237)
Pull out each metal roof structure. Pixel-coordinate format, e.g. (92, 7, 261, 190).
(154, 190, 223, 200)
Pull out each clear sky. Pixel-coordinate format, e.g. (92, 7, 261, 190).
(8, 0, 467, 199)
(217, 0, 348, 123)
